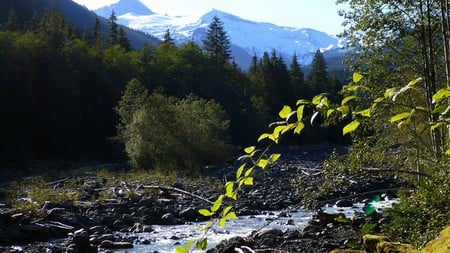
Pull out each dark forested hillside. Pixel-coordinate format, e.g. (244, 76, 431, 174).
(0, 3, 347, 169)
(0, 0, 160, 48)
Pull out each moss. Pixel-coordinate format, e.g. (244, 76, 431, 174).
(376, 241, 419, 253)
(421, 226, 450, 253)
(363, 234, 391, 252)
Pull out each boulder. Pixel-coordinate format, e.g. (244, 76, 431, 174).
(421, 226, 450, 253)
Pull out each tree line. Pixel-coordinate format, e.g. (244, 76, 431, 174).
(0, 7, 346, 168)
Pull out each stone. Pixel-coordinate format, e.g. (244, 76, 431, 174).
(161, 213, 176, 225)
(253, 227, 283, 238)
(100, 240, 133, 249)
(363, 234, 390, 252)
(336, 199, 354, 208)
(421, 226, 450, 253)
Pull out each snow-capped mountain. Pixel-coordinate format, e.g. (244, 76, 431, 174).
(95, 0, 154, 17)
(93, 0, 345, 70)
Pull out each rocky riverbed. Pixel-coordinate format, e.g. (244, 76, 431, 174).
(0, 145, 404, 252)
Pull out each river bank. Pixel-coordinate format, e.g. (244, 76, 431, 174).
(0, 145, 403, 252)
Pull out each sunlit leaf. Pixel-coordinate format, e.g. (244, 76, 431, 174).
(176, 246, 190, 253)
(211, 195, 224, 213)
(297, 105, 305, 121)
(312, 94, 324, 105)
(390, 112, 411, 123)
(244, 177, 254, 186)
(353, 72, 364, 83)
(294, 122, 305, 134)
(430, 122, 446, 132)
(200, 221, 214, 232)
(432, 88, 450, 103)
(223, 205, 233, 216)
(337, 106, 350, 117)
(244, 167, 254, 177)
(310, 111, 320, 126)
(327, 108, 335, 117)
(317, 96, 329, 109)
(384, 87, 398, 98)
(196, 238, 208, 250)
(355, 109, 371, 117)
(445, 149, 450, 156)
(225, 182, 234, 198)
(236, 164, 245, 180)
(341, 95, 358, 106)
(256, 159, 269, 169)
(257, 133, 271, 142)
(269, 153, 281, 163)
(244, 146, 255, 154)
(225, 211, 237, 220)
(198, 209, 213, 217)
(296, 99, 310, 105)
(343, 120, 360, 136)
(279, 106, 292, 119)
(407, 77, 422, 86)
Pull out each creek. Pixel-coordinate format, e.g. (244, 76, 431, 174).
(103, 198, 397, 253)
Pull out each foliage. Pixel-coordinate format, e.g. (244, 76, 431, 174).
(115, 79, 232, 171)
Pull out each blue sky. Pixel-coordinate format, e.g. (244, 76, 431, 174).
(73, 0, 346, 35)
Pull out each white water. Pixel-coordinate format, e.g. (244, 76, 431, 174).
(102, 197, 397, 253)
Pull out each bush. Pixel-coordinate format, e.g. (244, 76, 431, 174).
(115, 79, 232, 172)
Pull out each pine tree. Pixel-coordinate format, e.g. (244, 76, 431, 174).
(118, 27, 131, 51)
(92, 15, 102, 48)
(307, 50, 328, 95)
(163, 29, 174, 45)
(202, 15, 231, 66)
(108, 10, 118, 46)
(6, 7, 19, 31)
(290, 54, 306, 99)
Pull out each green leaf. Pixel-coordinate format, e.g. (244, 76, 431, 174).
(345, 239, 361, 249)
(294, 122, 305, 134)
(219, 217, 227, 228)
(432, 88, 450, 103)
(211, 195, 224, 213)
(384, 87, 398, 98)
(244, 146, 255, 154)
(317, 96, 329, 109)
(310, 111, 320, 126)
(297, 105, 305, 121)
(353, 72, 363, 83)
(257, 133, 271, 142)
(196, 238, 208, 250)
(341, 95, 358, 106)
(269, 153, 281, 163)
(279, 106, 292, 119)
(361, 223, 378, 235)
(343, 120, 360, 136)
(256, 159, 269, 169)
(245, 167, 254, 177)
(446, 149, 450, 156)
(327, 108, 335, 117)
(236, 164, 245, 180)
(312, 94, 324, 105)
(296, 99, 310, 105)
(225, 211, 237, 220)
(198, 208, 213, 217)
(225, 182, 234, 198)
(337, 106, 350, 117)
(335, 215, 350, 223)
(200, 221, 214, 232)
(430, 122, 445, 132)
(355, 109, 371, 117)
(244, 177, 254, 186)
(222, 205, 233, 216)
(407, 77, 422, 86)
(176, 246, 190, 253)
(390, 112, 411, 123)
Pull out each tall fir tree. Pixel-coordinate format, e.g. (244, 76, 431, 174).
(307, 50, 328, 95)
(92, 15, 102, 49)
(118, 27, 131, 51)
(290, 54, 306, 99)
(6, 7, 19, 31)
(202, 15, 231, 67)
(108, 10, 118, 46)
(163, 29, 175, 45)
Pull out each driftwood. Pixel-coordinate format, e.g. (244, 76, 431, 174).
(142, 185, 213, 205)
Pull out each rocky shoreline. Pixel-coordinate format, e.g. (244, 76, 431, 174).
(0, 145, 403, 252)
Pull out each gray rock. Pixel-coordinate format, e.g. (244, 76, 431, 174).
(253, 227, 283, 238)
(100, 240, 133, 249)
(161, 213, 176, 225)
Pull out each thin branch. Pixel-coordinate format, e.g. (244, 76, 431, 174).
(142, 185, 213, 205)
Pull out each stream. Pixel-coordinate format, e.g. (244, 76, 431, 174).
(102, 197, 397, 253)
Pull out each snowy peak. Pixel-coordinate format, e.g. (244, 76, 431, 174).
(94, 0, 154, 17)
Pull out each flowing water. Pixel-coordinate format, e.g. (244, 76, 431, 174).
(103, 197, 397, 253)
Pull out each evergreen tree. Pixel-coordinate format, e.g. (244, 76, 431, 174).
(290, 54, 306, 99)
(307, 50, 328, 95)
(118, 27, 131, 51)
(163, 29, 174, 45)
(202, 15, 231, 66)
(6, 7, 19, 31)
(92, 15, 102, 48)
(108, 10, 118, 46)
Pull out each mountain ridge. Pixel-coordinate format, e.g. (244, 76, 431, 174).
(92, 0, 346, 70)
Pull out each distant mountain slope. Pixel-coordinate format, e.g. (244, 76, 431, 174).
(0, 0, 160, 48)
(93, 1, 346, 70)
(95, 0, 154, 17)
